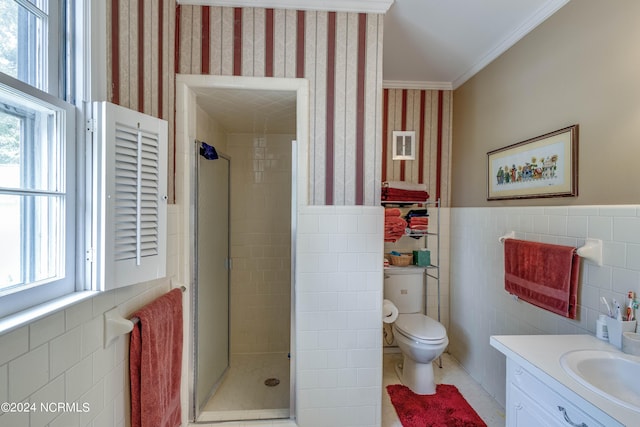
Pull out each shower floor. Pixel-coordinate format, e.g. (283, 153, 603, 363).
(198, 352, 291, 422)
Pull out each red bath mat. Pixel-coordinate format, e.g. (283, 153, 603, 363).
(387, 384, 487, 427)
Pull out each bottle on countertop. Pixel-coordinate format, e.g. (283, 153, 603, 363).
(596, 314, 609, 340)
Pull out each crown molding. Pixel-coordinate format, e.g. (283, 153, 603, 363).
(177, 0, 394, 14)
(452, 0, 570, 89)
(383, 80, 453, 91)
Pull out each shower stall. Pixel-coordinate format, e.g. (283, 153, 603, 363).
(190, 96, 295, 423)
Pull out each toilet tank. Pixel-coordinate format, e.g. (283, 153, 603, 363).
(383, 268, 424, 314)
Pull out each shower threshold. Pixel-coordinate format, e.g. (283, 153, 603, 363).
(197, 408, 289, 423)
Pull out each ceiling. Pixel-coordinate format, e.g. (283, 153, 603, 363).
(191, 0, 570, 132)
(193, 87, 297, 134)
(383, 0, 569, 89)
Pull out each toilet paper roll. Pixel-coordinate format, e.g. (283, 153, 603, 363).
(383, 299, 398, 323)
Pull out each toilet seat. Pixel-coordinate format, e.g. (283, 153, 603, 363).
(394, 313, 447, 344)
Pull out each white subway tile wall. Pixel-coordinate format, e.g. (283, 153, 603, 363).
(449, 205, 640, 409)
(0, 205, 180, 427)
(296, 206, 384, 427)
(227, 134, 293, 355)
(6, 201, 636, 427)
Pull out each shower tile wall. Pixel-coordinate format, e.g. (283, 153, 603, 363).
(227, 134, 293, 354)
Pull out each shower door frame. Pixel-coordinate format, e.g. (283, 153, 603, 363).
(177, 74, 309, 424)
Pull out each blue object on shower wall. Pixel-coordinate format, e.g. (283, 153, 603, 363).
(200, 142, 219, 160)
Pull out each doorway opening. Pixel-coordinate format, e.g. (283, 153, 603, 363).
(176, 75, 308, 424)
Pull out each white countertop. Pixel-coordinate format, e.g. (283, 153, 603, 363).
(491, 334, 639, 426)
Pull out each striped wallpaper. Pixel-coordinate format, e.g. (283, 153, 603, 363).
(106, 3, 452, 206)
(107, 0, 177, 199)
(382, 89, 452, 205)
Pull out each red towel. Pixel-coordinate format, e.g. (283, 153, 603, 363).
(504, 239, 580, 319)
(382, 187, 429, 202)
(385, 208, 406, 242)
(385, 216, 407, 242)
(410, 225, 428, 231)
(409, 217, 428, 225)
(385, 208, 402, 217)
(130, 288, 183, 427)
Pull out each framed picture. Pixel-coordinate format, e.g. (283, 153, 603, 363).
(487, 125, 578, 200)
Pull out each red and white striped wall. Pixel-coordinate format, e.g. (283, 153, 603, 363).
(107, 0, 177, 199)
(382, 88, 452, 205)
(106, 3, 451, 206)
(174, 5, 384, 206)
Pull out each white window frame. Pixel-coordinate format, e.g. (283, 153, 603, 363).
(0, 0, 102, 333)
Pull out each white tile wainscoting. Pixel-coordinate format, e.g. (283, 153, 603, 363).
(449, 205, 640, 410)
(5, 203, 638, 427)
(295, 205, 384, 427)
(0, 206, 181, 427)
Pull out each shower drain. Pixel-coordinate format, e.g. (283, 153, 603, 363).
(264, 378, 280, 387)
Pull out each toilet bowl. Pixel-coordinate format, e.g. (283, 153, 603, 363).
(392, 313, 448, 395)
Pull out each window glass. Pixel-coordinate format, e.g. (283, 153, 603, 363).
(0, 85, 65, 297)
(0, 0, 49, 91)
(0, 194, 62, 292)
(0, 94, 60, 192)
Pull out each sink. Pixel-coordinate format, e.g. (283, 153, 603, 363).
(560, 349, 640, 412)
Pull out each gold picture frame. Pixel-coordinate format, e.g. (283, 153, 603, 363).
(487, 125, 578, 200)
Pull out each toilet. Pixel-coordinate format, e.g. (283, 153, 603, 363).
(384, 267, 448, 395)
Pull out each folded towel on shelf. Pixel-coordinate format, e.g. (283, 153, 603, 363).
(407, 216, 428, 235)
(504, 239, 581, 319)
(384, 208, 407, 242)
(382, 187, 429, 202)
(385, 207, 402, 217)
(384, 181, 428, 192)
(409, 217, 429, 225)
(130, 288, 183, 427)
(385, 217, 407, 242)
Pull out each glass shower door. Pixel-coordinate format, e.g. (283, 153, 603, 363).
(195, 153, 230, 414)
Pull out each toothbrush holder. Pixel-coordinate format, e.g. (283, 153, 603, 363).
(605, 317, 637, 349)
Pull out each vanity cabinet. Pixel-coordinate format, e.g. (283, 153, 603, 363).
(506, 359, 623, 427)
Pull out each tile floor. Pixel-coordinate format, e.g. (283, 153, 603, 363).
(199, 352, 291, 422)
(382, 352, 506, 427)
(194, 350, 504, 426)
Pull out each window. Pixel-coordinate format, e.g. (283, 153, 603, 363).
(0, 0, 81, 322)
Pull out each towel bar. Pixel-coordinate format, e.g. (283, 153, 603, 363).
(103, 285, 187, 348)
(498, 232, 603, 266)
(498, 231, 516, 243)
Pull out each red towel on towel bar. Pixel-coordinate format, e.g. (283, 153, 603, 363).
(504, 239, 581, 319)
(130, 288, 183, 427)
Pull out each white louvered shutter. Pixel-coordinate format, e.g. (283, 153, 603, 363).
(91, 102, 168, 290)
